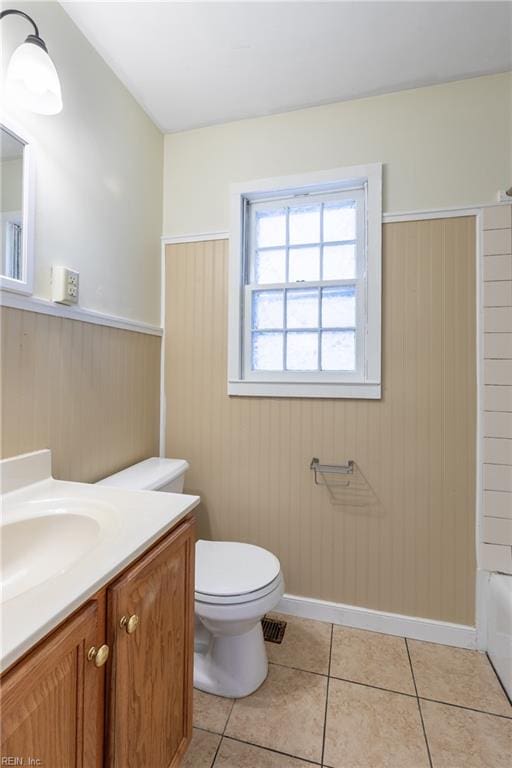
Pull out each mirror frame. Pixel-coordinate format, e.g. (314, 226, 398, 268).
(0, 115, 35, 295)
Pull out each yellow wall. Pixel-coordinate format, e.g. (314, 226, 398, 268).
(163, 73, 511, 236)
(165, 217, 476, 625)
(1, 1, 163, 324)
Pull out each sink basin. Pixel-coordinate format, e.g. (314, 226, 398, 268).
(1, 505, 103, 602)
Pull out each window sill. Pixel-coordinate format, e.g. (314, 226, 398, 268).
(0, 276, 33, 295)
(228, 380, 381, 399)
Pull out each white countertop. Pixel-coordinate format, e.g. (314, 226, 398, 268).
(0, 452, 199, 673)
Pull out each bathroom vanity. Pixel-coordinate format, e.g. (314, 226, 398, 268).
(0, 451, 199, 768)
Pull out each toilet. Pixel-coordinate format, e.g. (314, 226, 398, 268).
(97, 457, 284, 698)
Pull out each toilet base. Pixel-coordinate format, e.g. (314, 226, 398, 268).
(194, 622, 268, 698)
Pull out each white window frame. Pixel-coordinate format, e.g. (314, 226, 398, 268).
(228, 163, 382, 399)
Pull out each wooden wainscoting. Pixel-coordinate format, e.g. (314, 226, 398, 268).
(0, 307, 160, 482)
(164, 217, 476, 625)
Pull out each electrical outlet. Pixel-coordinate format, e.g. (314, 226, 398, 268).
(52, 266, 80, 305)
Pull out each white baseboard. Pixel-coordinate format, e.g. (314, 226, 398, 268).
(277, 593, 477, 650)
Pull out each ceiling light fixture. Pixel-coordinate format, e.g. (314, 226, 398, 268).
(0, 8, 62, 115)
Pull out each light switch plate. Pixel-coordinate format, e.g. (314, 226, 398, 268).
(52, 266, 80, 305)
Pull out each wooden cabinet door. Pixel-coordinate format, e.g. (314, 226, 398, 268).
(0, 600, 105, 768)
(106, 517, 196, 768)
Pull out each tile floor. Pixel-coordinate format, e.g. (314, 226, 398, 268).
(184, 612, 512, 768)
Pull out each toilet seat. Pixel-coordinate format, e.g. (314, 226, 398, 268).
(196, 572, 284, 605)
(195, 540, 282, 605)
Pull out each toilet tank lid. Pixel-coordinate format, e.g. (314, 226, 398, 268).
(97, 457, 189, 491)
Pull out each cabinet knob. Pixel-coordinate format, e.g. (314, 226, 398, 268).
(120, 614, 139, 634)
(87, 644, 109, 667)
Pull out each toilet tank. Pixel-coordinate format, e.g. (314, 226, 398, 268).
(97, 457, 189, 493)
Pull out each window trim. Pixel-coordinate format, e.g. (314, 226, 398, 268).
(228, 163, 382, 399)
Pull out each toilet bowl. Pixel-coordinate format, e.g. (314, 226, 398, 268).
(97, 457, 284, 698)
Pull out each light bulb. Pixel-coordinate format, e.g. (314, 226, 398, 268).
(5, 39, 62, 115)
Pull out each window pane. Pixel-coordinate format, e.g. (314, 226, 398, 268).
(255, 248, 286, 283)
(288, 246, 320, 282)
(323, 201, 356, 241)
(289, 205, 320, 245)
(257, 209, 286, 248)
(321, 286, 355, 328)
(323, 244, 356, 280)
(286, 332, 318, 371)
(252, 290, 283, 329)
(252, 332, 283, 370)
(321, 331, 355, 370)
(286, 288, 318, 329)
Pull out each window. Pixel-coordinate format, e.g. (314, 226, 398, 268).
(2, 213, 23, 280)
(229, 164, 382, 398)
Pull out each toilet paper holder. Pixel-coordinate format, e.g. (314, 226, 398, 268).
(310, 457, 354, 486)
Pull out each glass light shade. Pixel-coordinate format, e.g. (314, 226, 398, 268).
(5, 40, 62, 115)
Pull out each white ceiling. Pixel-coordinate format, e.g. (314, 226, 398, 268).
(62, 1, 512, 133)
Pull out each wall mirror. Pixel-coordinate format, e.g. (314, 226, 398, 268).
(0, 120, 34, 294)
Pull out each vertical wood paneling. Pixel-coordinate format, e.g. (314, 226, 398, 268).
(165, 217, 476, 624)
(0, 307, 161, 482)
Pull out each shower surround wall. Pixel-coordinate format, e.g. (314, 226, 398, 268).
(480, 204, 512, 573)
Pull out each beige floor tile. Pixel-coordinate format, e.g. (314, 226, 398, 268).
(421, 699, 512, 768)
(408, 641, 512, 716)
(193, 688, 234, 734)
(324, 678, 430, 768)
(265, 612, 331, 675)
(330, 626, 415, 694)
(215, 738, 316, 767)
(182, 728, 221, 768)
(225, 663, 327, 763)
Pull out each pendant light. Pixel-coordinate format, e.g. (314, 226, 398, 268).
(1, 8, 62, 115)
